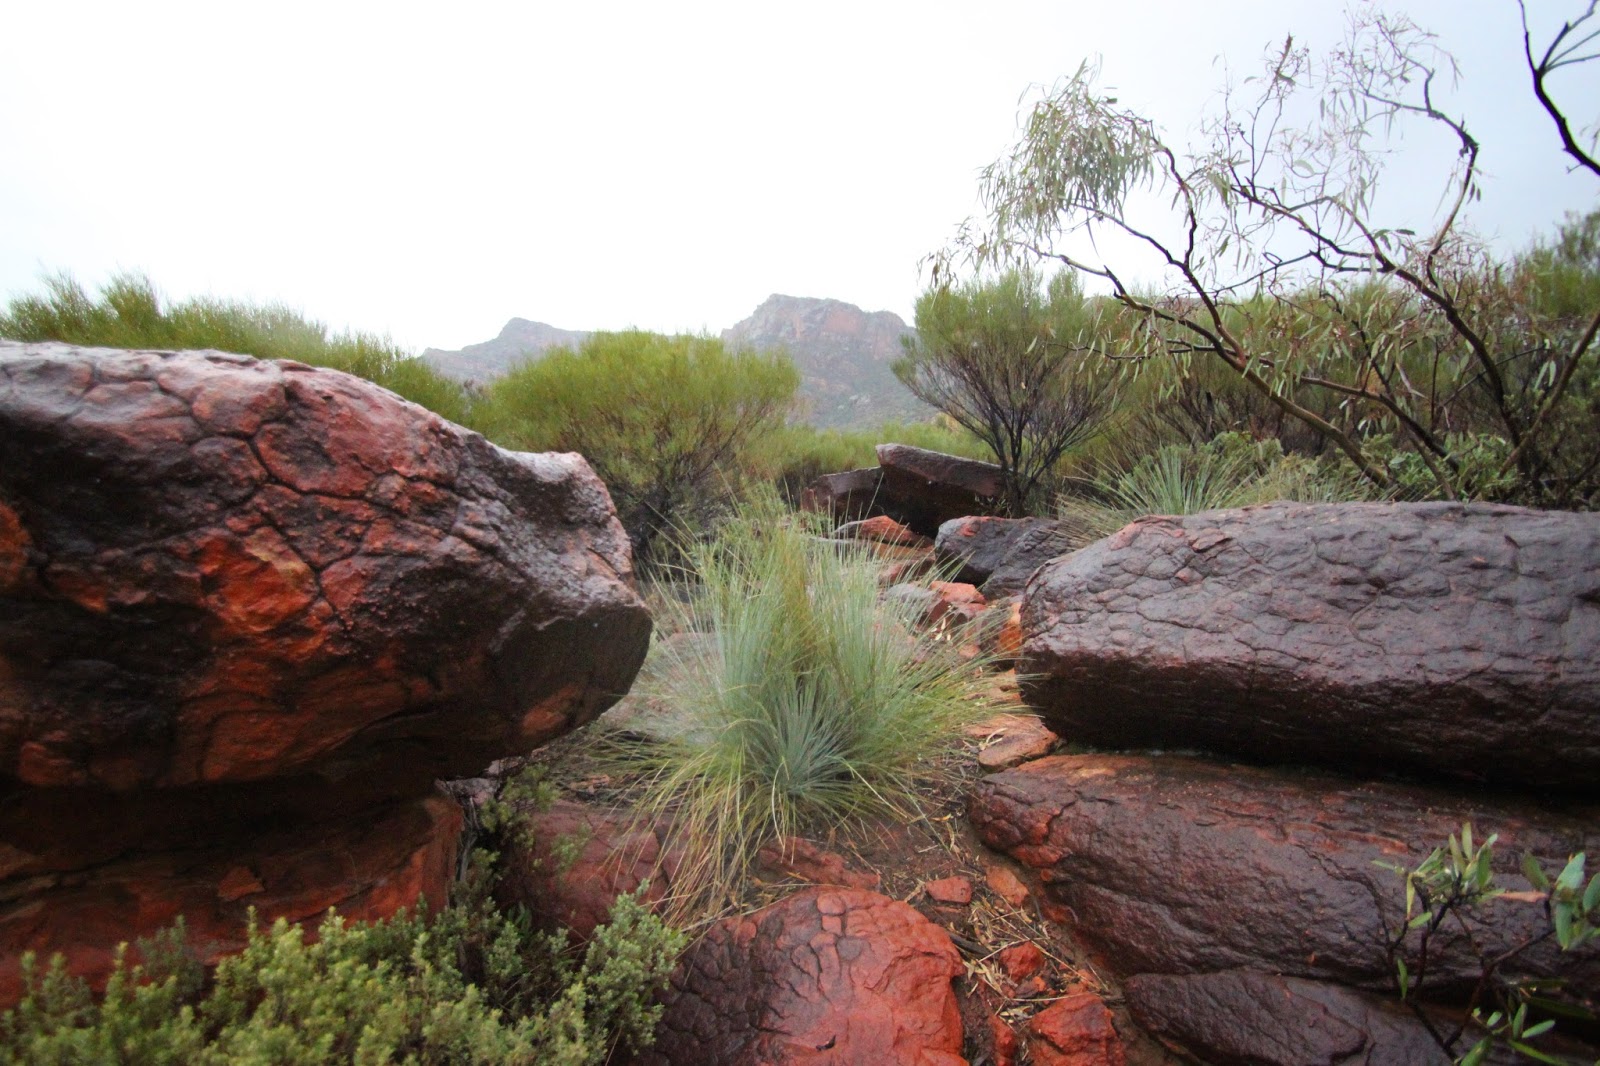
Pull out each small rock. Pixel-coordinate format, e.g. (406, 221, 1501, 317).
(924, 875, 973, 904)
(755, 838, 881, 890)
(975, 713, 1058, 772)
(989, 1014, 1020, 1066)
(998, 942, 1047, 985)
(1026, 992, 1125, 1066)
(835, 515, 932, 548)
(984, 864, 1031, 909)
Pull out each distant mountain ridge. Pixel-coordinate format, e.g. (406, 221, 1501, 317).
(421, 295, 929, 429)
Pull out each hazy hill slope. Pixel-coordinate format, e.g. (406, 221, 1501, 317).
(420, 318, 590, 385)
(421, 296, 929, 429)
(721, 294, 928, 428)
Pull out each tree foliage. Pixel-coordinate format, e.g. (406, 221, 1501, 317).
(895, 268, 1118, 515)
(471, 330, 798, 564)
(946, 7, 1600, 507)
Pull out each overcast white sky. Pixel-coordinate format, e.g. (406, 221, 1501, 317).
(2, 1, 1595, 352)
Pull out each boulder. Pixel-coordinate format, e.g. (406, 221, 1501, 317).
(1125, 971, 1452, 1066)
(1020, 502, 1600, 792)
(0, 343, 652, 999)
(969, 754, 1600, 997)
(875, 444, 1003, 536)
(934, 516, 1086, 595)
(642, 887, 965, 1066)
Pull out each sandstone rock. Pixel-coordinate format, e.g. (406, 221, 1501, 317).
(0, 792, 461, 1005)
(1025, 992, 1125, 1066)
(969, 754, 1600, 997)
(835, 515, 932, 549)
(924, 876, 973, 904)
(493, 799, 680, 941)
(982, 600, 1025, 662)
(1021, 502, 1600, 792)
(989, 1015, 1020, 1066)
(875, 444, 1003, 536)
(935, 516, 1085, 595)
(1125, 971, 1451, 1066)
(998, 942, 1046, 985)
(0, 343, 650, 792)
(984, 864, 1031, 909)
(643, 887, 965, 1066)
(973, 712, 1057, 772)
(755, 838, 881, 891)
(927, 580, 986, 626)
(0, 343, 652, 999)
(800, 467, 884, 524)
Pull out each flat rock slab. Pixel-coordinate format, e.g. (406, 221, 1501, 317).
(642, 886, 965, 1066)
(1021, 502, 1600, 792)
(969, 753, 1600, 998)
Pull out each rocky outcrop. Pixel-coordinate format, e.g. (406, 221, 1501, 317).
(642, 887, 965, 1066)
(800, 467, 884, 524)
(0, 343, 652, 1000)
(934, 516, 1087, 596)
(1125, 971, 1451, 1066)
(1021, 502, 1600, 792)
(876, 445, 1003, 536)
(969, 754, 1600, 996)
(421, 318, 591, 385)
(723, 295, 926, 429)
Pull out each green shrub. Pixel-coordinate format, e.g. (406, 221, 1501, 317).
(620, 495, 995, 911)
(0, 273, 471, 425)
(1060, 432, 1382, 538)
(1, 872, 683, 1065)
(471, 331, 798, 566)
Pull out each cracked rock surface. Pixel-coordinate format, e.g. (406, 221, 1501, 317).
(1020, 502, 1600, 792)
(640, 886, 965, 1066)
(0, 342, 652, 1001)
(969, 754, 1600, 997)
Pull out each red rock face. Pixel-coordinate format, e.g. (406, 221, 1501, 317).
(875, 445, 1003, 536)
(1021, 502, 1600, 793)
(0, 343, 652, 1001)
(933, 516, 1086, 595)
(641, 887, 966, 1066)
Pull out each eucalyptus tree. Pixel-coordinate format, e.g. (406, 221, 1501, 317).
(941, 4, 1600, 505)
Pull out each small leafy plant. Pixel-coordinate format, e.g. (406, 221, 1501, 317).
(1376, 823, 1600, 1065)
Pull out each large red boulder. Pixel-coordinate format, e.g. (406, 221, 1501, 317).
(969, 754, 1600, 998)
(1020, 502, 1600, 792)
(934, 515, 1086, 595)
(641, 887, 965, 1066)
(0, 343, 652, 1000)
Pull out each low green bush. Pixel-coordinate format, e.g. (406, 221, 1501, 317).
(1, 860, 683, 1065)
(619, 495, 995, 912)
(0, 273, 471, 425)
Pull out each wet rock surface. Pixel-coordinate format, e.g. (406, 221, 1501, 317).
(969, 754, 1600, 995)
(874, 444, 1003, 536)
(935, 515, 1087, 596)
(1021, 502, 1600, 792)
(0, 343, 652, 1000)
(1125, 971, 1451, 1066)
(642, 886, 965, 1066)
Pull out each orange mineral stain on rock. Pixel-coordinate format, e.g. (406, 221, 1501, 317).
(0, 499, 31, 592)
(198, 527, 318, 635)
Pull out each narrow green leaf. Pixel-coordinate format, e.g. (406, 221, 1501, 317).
(1523, 854, 1552, 891)
(1557, 854, 1586, 894)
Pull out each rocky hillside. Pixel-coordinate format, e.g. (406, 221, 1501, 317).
(422, 295, 930, 429)
(720, 295, 928, 428)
